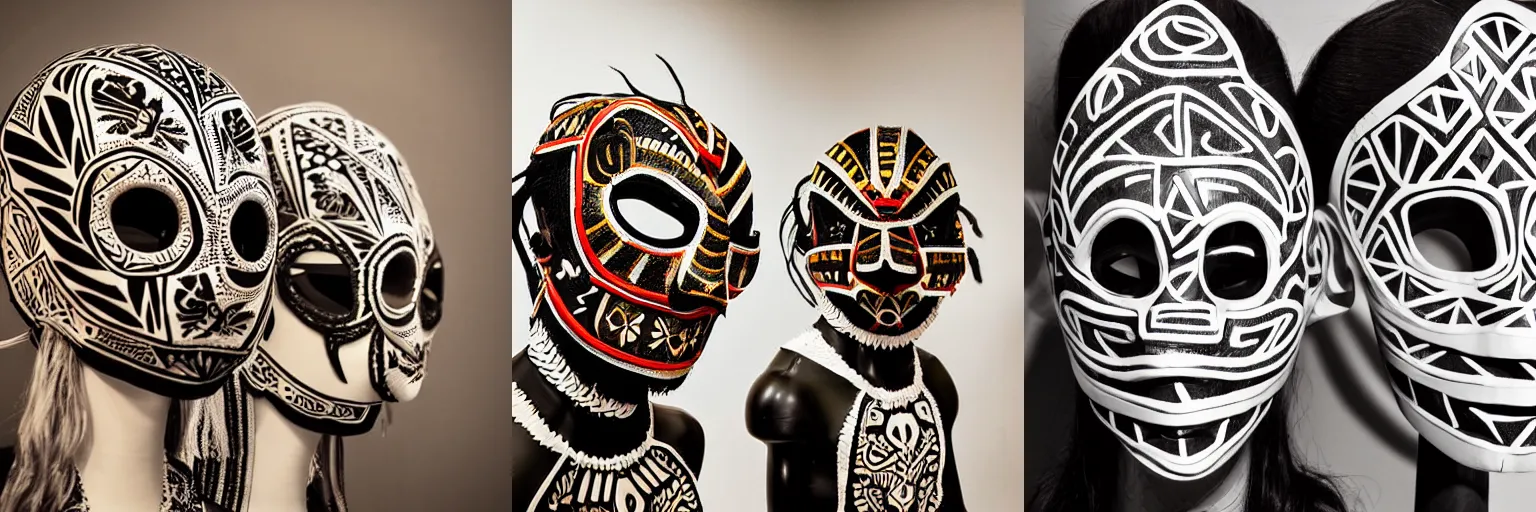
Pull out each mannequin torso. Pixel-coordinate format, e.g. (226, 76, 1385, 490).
(510, 351, 705, 512)
(746, 320, 966, 512)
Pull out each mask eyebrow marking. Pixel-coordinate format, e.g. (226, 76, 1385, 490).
(1207, 246, 1253, 258)
(1197, 182, 1240, 205)
(1124, 175, 1151, 187)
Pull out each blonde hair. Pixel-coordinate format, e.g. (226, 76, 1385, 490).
(0, 329, 88, 512)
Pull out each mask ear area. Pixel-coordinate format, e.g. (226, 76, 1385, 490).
(1308, 207, 1357, 325)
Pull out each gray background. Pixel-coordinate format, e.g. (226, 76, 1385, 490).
(1024, 0, 1536, 510)
(0, 0, 512, 509)
(512, 0, 1026, 509)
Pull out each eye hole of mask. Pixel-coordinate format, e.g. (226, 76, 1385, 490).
(230, 200, 270, 262)
(1203, 222, 1268, 300)
(420, 251, 444, 330)
(608, 174, 701, 248)
(1090, 218, 1159, 298)
(1409, 196, 1497, 272)
(915, 198, 962, 245)
(290, 251, 355, 315)
(807, 194, 856, 246)
(380, 252, 419, 310)
(112, 187, 180, 253)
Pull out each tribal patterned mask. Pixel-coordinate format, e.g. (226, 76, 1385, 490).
(259, 102, 441, 416)
(515, 82, 759, 384)
(782, 126, 978, 349)
(0, 44, 277, 399)
(1046, 0, 1347, 480)
(1330, 0, 1536, 472)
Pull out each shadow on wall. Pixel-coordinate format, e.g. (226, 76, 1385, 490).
(1020, 46, 1416, 505)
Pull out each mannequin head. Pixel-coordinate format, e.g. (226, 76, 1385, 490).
(1046, 0, 1349, 482)
(1299, 0, 1536, 473)
(251, 102, 442, 435)
(178, 102, 438, 512)
(513, 61, 760, 399)
(780, 126, 981, 349)
(0, 43, 274, 511)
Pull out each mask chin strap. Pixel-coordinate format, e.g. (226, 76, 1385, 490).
(243, 349, 384, 436)
(184, 350, 380, 512)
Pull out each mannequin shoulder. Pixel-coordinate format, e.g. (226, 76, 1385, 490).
(653, 404, 706, 474)
(746, 349, 825, 442)
(916, 348, 960, 416)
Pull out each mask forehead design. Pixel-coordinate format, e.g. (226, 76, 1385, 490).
(260, 102, 438, 404)
(0, 44, 277, 398)
(783, 126, 970, 349)
(1047, 0, 1324, 480)
(523, 91, 758, 381)
(1332, 0, 1536, 472)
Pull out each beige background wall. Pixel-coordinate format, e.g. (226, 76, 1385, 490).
(0, 0, 512, 509)
(512, 0, 1026, 509)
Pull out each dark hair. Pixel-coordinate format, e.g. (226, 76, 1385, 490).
(1035, 1, 1348, 511)
(1296, 0, 1494, 193)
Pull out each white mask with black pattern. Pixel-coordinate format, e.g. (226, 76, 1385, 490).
(1047, 0, 1346, 480)
(1330, 0, 1536, 473)
(0, 43, 277, 399)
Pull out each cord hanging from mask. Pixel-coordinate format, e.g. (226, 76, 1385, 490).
(958, 203, 984, 284)
(656, 55, 687, 106)
(780, 176, 818, 307)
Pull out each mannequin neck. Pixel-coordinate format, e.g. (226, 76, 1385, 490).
(1117, 445, 1250, 512)
(75, 364, 170, 512)
(815, 318, 917, 389)
(513, 347, 651, 459)
(246, 394, 322, 512)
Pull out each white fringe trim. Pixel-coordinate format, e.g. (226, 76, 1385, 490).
(781, 329, 925, 406)
(510, 381, 654, 471)
(815, 292, 940, 350)
(526, 320, 638, 418)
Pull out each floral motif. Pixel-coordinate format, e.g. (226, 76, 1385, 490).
(649, 316, 697, 358)
(306, 173, 360, 221)
(174, 273, 255, 338)
(602, 305, 643, 347)
(92, 74, 190, 152)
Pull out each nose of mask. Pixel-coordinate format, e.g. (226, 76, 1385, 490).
(858, 262, 923, 295)
(669, 286, 727, 316)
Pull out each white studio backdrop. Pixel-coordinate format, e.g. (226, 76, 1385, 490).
(512, 0, 1026, 510)
(1025, 0, 1536, 511)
